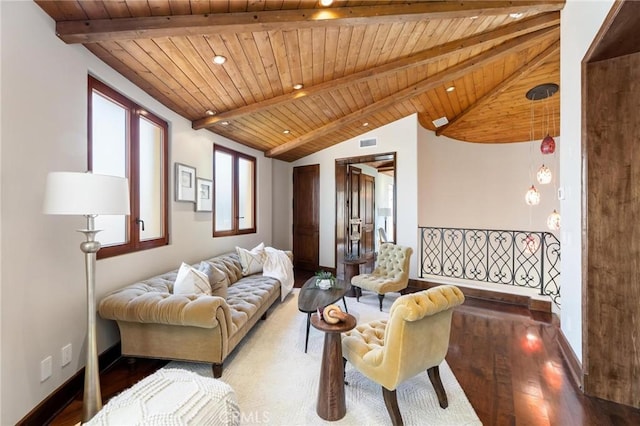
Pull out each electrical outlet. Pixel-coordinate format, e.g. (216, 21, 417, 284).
(61, 344, 72, 367)
(40, 356, 52, 382)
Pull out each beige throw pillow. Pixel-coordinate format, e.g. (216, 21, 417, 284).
(173, 262, 211, 295)
(236, 242, 265, 276)
(199, 262, 229, 298)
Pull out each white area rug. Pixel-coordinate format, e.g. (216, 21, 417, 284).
(166, 290, 481, 426)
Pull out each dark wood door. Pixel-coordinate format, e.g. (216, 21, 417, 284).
(293, 164, 319, 271)
(335, 164, 347, 280)
(346, 167, 375, 272)
(348, 166, 362, 258)
(360, 173, 375, 272)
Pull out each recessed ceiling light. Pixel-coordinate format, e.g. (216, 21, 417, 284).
(319, 0, 334, 6)
(293, 83, 304, 90)
(220, 121, 230, 126)
(213, 55, 227, 65)
(446, 86, 455, 92)
(509, 13, 523, 19)
(283, 129, 290, 134)
(362, 122, 369, 127)
(205, 110, 216, 116)
(469, 16, 478, 20)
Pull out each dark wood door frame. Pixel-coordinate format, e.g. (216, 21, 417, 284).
(335, 152, 396, 279)
(581, 0, 640, 408)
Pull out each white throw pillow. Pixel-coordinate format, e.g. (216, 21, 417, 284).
(236, 242, 266, 276)
(173, 262, 211, 295)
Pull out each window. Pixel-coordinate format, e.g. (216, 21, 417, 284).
(88, 76, 169, 258)
(213, 145, 256, 236)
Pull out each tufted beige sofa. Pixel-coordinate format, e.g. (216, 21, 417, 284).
(352, 243, 413, 311)
(98, 252, 285, 378)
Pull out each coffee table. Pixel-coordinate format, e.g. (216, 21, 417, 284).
(298, 276, 350, 353)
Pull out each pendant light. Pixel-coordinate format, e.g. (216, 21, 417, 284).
(540, 135, 556, 154)
(536, 164, 552, 184)
(547, 210, 561, 230)
(525, 185, 540, 206)
(523, 234, 539, 254)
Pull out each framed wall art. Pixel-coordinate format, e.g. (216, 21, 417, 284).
(175, 162, 196, 202)
(195, 178, 213, 212)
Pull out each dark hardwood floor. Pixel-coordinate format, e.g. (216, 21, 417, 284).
(447, 298, 640, 426)
(50, 272, 640, 425)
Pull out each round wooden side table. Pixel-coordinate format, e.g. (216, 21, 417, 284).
(343, 257, 367, 297)
(311, 312, 357, 421)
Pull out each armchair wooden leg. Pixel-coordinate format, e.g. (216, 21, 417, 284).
(382, 386, 403, 426)
(378, 293, 385, 311)
(342, 357, 349, 385)
(427, 366, 449, 408)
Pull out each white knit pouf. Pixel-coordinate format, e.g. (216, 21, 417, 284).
(86, 368, 239, 425)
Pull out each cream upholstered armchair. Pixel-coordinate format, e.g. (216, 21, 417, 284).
(352, 243, 412, 311)
(342, 285, 465, 426)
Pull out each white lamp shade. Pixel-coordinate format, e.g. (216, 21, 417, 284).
(43, 172, 130, 216)
(378, 207, 392, 217)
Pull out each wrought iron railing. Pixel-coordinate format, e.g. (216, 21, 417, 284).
(419, 227, 560, 307)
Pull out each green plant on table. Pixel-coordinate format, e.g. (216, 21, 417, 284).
(315, 270, 335, 289)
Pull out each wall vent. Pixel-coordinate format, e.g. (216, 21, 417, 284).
(432, 116, 449, 127)
(359, 138, 377, 148)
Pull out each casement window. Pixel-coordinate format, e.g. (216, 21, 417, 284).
(88, 76, 169, 258)
(213, 145, 256, 236)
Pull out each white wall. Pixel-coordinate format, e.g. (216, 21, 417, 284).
(560, 0, 614, 364)
(417, 124, 561, 301)
(287, 115, 419, 275)
(0, 3, 274, 423)
(418, 132, 561, 232)
(271, 159, 291, 250)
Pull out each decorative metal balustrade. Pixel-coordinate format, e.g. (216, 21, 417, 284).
(419, 227, 561, 307)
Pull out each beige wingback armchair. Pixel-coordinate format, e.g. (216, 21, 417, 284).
(351, 243, 412, 311)
(342, 285, 465, 426)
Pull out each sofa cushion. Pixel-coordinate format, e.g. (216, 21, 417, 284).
(174, 263, 211, 296)
(206, 253, 244, 285)
(236, 243, 266, 276)
(199, 262, 229, 299)
(225, 274, 280, 335)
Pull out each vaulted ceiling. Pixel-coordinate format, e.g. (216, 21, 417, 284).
(36, 0, 564, 162)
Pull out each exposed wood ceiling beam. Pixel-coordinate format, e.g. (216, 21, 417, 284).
(55, 1, 564, 44)
(436, 39, 560, 136)
(193, 12, 559, 130)
(265, 26, 556, 158)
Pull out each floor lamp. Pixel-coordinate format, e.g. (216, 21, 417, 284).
(378, 208, 392, 233)
(43, 172, 130, 422)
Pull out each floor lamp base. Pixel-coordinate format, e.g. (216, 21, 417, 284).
(79, 221, 103, 422)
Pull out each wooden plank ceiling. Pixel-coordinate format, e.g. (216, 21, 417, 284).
(36, 0, 564, 162)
